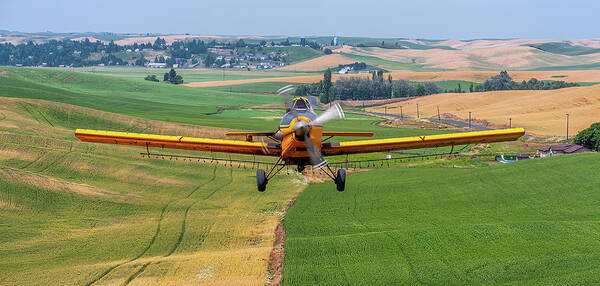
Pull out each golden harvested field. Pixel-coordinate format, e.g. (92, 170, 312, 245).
(337, 45, 600, 70)
(278, 54, 356, 71)
(370, 85, 600, 136)
(184, 70, 600, 88)
(114, 35, 227, 45)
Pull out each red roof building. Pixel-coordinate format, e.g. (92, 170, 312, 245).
(538, 143, 592, 157)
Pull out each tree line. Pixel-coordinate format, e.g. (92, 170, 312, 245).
(295, 69, 444, 103)
(478, 71, 579, 91)
(294, 70, 581, 103)
(0, 36, 323, 67)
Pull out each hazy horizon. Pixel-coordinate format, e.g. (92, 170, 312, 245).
(2, 0, 599, 39)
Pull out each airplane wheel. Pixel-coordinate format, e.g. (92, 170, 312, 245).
(256, 169, 267, 192)
(335, 169, 346, 192)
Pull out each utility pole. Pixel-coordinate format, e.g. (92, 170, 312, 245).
(416, 104, 420, 118)
(509, 118, 512, 128)
(384, 106, 387, 117)
(566, 113, 570, 140)
(468, 112, 472, 128)
(400, 106, 403, 119)
(437, 106, 441, 122)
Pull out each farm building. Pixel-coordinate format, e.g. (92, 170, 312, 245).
(147, 63, 167, 68)
(538, 143, 592, 157)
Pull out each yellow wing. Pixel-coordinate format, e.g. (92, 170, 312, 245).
(321, 128, 525, 156)
(75, 129, 281, 156)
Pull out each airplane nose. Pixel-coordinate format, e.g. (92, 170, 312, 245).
(294, 120, 309, 137)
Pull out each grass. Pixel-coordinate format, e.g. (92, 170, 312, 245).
(0, 66, 287, 124)
(283, 153, 600, 285)
(70, 66, 313, 82)
(0, 67, 456, 138)
(527, 63, 600, 71)
(340, 53, 442, 72)
(527, 42, 600, 56)
(206, 81, 298, 94)
(0, 97, 303, 285)
(427, 80, 476, 92)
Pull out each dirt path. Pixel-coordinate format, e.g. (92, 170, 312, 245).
(266, 197, 297, 286)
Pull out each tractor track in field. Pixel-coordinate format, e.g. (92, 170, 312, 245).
(17, 102, 55, 127)
(18, 103, 41, 124)
(18, 153, 47, 170)
(122, 166, 225, 285)
(34, 150, 73, 174)
(85, 179, 165, 286)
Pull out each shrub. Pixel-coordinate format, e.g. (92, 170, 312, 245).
(574, 122, 600, 151)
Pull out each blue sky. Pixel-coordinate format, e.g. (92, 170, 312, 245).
(1, 0, 599, 39)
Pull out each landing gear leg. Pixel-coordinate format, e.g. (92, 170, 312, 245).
(257, 157, 286, 192)
(335, 169, 346, 192)
(320, 165, 347, 192)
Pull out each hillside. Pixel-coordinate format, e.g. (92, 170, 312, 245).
(372, 84, 600, 136)
(337, 41, 600, 71)
(284, 153, 600, 285)
(0, 67, 290, 130)
(278, 54, 356, 71)
(0, 96, 303, 285)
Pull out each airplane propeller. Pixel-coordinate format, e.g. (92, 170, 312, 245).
(293, 103, 345, 169)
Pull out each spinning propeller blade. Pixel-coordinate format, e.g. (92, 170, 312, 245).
(311, 103, 345, 126)
(304, 133, 327, 169)
(297, 103, 345, 169)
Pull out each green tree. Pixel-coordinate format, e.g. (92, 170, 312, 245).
(416, 84, 426, 96)
(144, 75, 159, 82)
(575, 122, 600, 151)
(163, 73, 169, 81)
(323, 48, 332, 55)
(323, 68, 332, 103)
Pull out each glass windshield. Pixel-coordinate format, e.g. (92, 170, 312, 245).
(294, 99, 308, 109)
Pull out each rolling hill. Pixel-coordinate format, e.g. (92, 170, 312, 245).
(372, 84, 600, 136)
(0, 96, 303, 285)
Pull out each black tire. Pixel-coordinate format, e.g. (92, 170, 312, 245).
(335, 169, 346, 192)
(256, 169, 267, 192)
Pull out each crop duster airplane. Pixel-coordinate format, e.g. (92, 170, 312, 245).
(75, 97, 525, 192)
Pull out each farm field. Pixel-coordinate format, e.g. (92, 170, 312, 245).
(182, 69, 600, 88)
(283, 153, 600, 285)
(71, 66, 314, 82)
(278, 54, 356, 71)
(0, 97, 304, 285)
(0, 67, 456, 139)
(0, 67, 481, 285)
(372, 84, 600, 136)
(336, 44, 600, 70)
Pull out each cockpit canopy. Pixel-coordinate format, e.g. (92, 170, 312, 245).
(290, 97, 312, 111)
